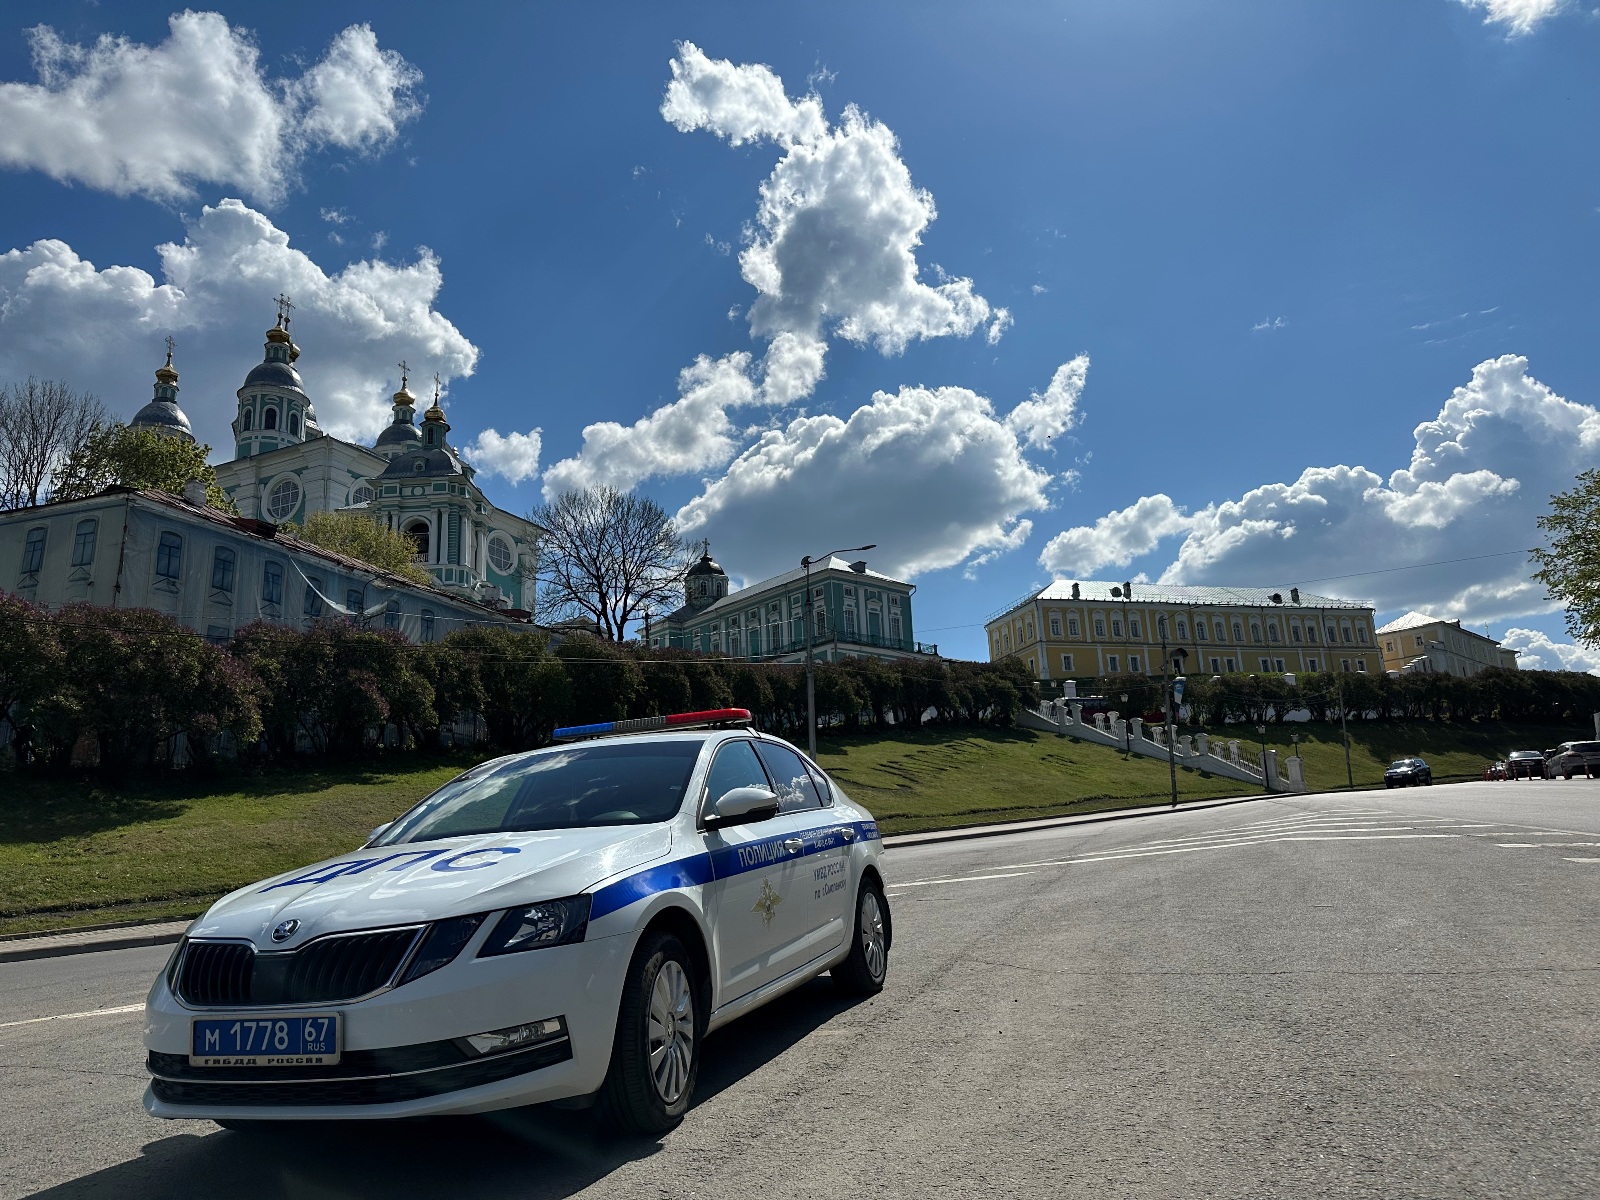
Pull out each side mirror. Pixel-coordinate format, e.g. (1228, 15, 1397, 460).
(366, 822, 391, 845)
(707, 786, 779, 828)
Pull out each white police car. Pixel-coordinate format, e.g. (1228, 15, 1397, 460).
(143, 709, 890, 1134)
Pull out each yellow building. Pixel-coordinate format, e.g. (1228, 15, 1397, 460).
(986, 580, 1380, 679)
(1374, 611, 1518, 676)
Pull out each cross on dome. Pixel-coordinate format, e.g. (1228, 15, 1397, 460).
(274, 293, 295, 329)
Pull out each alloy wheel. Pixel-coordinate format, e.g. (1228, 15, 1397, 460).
(647, 959, 695, 1105)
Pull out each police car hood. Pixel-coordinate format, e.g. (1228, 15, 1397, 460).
(190, 825, 674, 946)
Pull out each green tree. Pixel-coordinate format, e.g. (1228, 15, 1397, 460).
(0, 594, 61, 762)
(443, 626, 567, 749)
(50, 422, 234, 510)
(1532, 468, 1600, 649)
(282, 510, 433, 586)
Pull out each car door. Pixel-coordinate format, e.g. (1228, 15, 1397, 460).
(753, 739, 851, 959)
(699, 739, 825, 1004)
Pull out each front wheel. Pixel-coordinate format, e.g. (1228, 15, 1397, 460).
(598, 932, 702, 1136)
(833, 878, 891, 996)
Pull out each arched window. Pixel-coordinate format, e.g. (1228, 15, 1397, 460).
(210, 547, 235, 592)
(405, 520, 430, 560)
(1268, 624, 1280, 643)
(263, 407, 278, 430)
(303, 576, 324, 618)
(266, 479, 301, 522)
(288, 413, 300, 436)
(1250, 623, 1262, 642)
(421, 610, 436, 642)
(384, 600, 400, 630)
(1232, 621, 1244, 641)
(21, 527, 47, 574)
(352, 485, 375, 505)
(1176, 619, 1188, 639)
(71, 519, 97, 567)
(1195, 620, 1208, 641)
(1291, 625, 1302, 643)
(155, 531, 183, 580)
(242, 409, 253, 431)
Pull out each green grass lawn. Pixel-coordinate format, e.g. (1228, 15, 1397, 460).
(0, 717, 1577, 936)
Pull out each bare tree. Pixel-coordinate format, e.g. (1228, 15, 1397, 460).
(532, 486, 690, 640)
(0, 379, 105, 510)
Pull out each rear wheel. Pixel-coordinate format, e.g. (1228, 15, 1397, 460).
(598, 931, 702, 1136)
(833, 878, 890, 995)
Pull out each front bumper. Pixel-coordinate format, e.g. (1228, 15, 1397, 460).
(144, 932, 632, 1120)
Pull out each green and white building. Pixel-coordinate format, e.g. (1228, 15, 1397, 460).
(203, 316, 544, 613)
(647, 549, 938, 663)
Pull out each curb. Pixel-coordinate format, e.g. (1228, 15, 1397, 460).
(0, 923, 189, 965)
(882, 790, 1282, 849)
(5, 791, 1301, 963)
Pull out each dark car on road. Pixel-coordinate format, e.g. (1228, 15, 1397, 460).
(1551, 740, 1600, 779)
(1384, 758, 1432, 787)
(1505, 750, 1547, 779)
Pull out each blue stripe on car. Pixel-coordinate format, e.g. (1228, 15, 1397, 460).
(588, 819, 881, 920)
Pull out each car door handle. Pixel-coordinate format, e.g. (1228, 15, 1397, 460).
(784, 838, 804, 855)
(837, 827, 855, 843)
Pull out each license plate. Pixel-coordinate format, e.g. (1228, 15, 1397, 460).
(190, 1014, 341, 1067)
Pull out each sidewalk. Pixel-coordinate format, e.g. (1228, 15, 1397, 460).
(883, 789, 1272, 849)
(0, 919, 191, 964)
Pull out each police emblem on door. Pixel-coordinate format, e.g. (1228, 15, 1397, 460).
(753, 879, 783, 926)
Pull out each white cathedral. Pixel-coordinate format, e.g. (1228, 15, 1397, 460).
(130, 304, 542, 613)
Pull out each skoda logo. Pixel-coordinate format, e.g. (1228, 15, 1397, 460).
(271, 919, 300, 943)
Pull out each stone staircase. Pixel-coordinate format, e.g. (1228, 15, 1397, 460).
(1017, 700, 1307, 793)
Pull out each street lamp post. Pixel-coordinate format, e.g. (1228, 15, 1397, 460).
(801, 543, 876, 758)
(1256, 722, 1269, 793)
(1119, 692, 1129, 755)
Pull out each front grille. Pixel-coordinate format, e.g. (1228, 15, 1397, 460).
(175, 927, 424, 1007)
(149, 1039, 572, 1107)
(179, 942, 254, 1006)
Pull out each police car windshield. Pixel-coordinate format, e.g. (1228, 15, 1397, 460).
(374, 740, 705, 843)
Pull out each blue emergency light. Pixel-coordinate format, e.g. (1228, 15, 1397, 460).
(551, 708, 753, 742)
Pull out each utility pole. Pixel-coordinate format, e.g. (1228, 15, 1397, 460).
(1337, 672, 1354, 789)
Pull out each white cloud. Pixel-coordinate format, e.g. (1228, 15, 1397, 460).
(677, 384, 1050, 581)
(1458, 0, 1565, 35)
(1007, 356, 1089, 450)
(541, 353, 756, 496)
(1037, 355, 1590, 623)
(0, 13, 421, 204)
(464, 428, 543, 486)
(0, 198, 477, 448)
(544, 43, 1006, 499)
(1499, 628, 1600, 674)
(320, 207, 350, 225)
(1031, 284, 1048, 296)
(1039, 494, 1196, 576)
(1251, 316, 1286, 332)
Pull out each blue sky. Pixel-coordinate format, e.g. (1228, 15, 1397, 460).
(2, 0, 1597, 666)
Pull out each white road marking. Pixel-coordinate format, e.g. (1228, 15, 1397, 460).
(0, 1002, 144, 1030)
(892, 871, 1035, 888)
(1563, 857, 1600, 863)
(1497, 844, 1538, 848)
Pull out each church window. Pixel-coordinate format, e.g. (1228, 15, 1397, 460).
(262, 562, 283, 606)
(242, 410, 253, 431)
(413, 460, 425, 472)
(263, 407, 278, 431)
(156, 532, 183, 580)
(405, 521, 430, 560)
(21, 527, 46, 574)
(303, 576, 324, 618)
(352, 486, 375, 505)
(288, 413, 300, 436)
(421, 610, 436, 642)
(266, 479, 301, 522)
(210, 548, 235, 592)
(71, 519, 97, 567)
(487, 535, 513, 574)
(384, 600, 400, 630)
(844, 607, 857, 635)
(346, 589, 363, 619)
(890, 613, 902, 644)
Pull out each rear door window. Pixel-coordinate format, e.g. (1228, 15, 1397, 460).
(754, 741, 824, 814)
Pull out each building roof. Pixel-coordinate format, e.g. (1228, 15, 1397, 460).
(1375, 611, 1450, 635)
(660, 556, 906, 625)
(241, 359, 309, 397)
(992, 579, 1371, 623)
(129, 398, 193, 435)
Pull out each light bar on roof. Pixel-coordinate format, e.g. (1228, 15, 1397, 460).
(551, 708, 753, 742)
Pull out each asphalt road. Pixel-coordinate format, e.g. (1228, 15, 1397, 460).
(3, 780, 1598, 1199)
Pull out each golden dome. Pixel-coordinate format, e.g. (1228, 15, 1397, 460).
(423, 403, 447, 424)
(265, 325, 292, 344)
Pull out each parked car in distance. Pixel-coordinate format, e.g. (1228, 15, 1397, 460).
(1384, 758, 1432, 787)
(1550, 740, 1600, 779)
(1505, 750, 1547, 779)
(1484, 761, 1507, 781)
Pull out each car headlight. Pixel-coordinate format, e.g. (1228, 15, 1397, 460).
(478, 895, 592, 957)
(399, 914, 487, 986)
